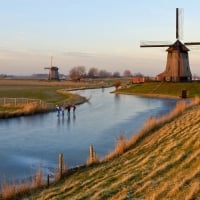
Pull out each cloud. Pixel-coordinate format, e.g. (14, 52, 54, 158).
(63, 51, 97, 57)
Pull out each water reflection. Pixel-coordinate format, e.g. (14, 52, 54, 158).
(114, 93, 120, 103)
(56, 111, 76, 128)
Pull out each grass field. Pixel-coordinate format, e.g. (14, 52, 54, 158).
(118, 81, 200, 98)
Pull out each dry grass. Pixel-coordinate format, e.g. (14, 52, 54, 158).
(86, 152, 100, 166)
(0, 102, 48, 118)
(0, 167, 44, 200)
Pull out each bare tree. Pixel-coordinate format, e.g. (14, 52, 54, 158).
(113, 71, 120, 78)
(88, 67, 99, 78)
(99, 70, 112, 78)
(69, 66, 86, 81)
(123, 70, 132, 77)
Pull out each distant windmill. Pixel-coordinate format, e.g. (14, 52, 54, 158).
(44, 56, 59, 80)
(140, 8, 200, 82)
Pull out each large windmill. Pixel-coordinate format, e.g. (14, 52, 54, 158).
(140, 8, 200, 82)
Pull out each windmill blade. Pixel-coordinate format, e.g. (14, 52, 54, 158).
(184, 42, 200, 45)
(176, 8, 184, 41)
(176, 8, 179, 40)
(140, 41, 172, 47)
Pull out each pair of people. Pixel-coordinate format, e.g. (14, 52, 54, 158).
(65, 104, 76, 113)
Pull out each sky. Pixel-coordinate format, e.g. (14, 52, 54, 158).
(1, 0, 200, 76)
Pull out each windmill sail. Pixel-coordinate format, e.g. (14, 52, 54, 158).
(140, 41, 172, 47)
(184, 42, 200, 45)
(176, 8, 179, 40)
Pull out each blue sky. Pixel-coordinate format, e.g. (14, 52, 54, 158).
(1, 0, 200, 76)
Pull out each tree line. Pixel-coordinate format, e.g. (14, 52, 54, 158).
(69, 66, 143, 81)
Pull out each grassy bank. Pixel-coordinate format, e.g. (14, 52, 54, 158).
(117, 82, 200, 98)
(3, 98, 199, 199)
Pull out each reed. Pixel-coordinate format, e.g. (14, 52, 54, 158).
(103, 134, 128, 161)
(0, 166, 45, 199)
(0, 102, 48, 118)
(0, 180, 15, 200)
(34, 168, 43, 188)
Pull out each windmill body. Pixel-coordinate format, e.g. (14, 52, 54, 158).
(141, 8, 200, 82)
(163, 40, 191, 81)
(44, 66, 59, 80)
(44, 57, 60, 80)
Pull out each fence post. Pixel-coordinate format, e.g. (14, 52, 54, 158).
(47, 174, 50, 187)
(89, 145, 94, 162)
(58, 153, 63, 179)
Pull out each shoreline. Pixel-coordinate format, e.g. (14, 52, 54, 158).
(113, 90, 183, 100)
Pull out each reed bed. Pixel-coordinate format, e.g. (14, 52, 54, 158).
(0, 168, 43, 200)
(0, 102, 48, 118)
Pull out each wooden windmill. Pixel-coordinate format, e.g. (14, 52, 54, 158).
(140, 8, 200, 82)
(44, 56, 60, 80)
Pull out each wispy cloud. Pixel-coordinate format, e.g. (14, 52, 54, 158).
(63, 51, 97, 57)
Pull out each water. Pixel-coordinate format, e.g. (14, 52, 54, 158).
(0, 87, 178, 181)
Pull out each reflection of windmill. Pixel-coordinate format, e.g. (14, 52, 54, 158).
(44, 56, 59, 80)
(140, 8, 200, 82)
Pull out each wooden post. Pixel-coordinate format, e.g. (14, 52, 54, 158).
(89, 145, 94, 162)
(47, 174, 50, 187)
(181, 89, 187, 98)
(58, 153, 63, 179)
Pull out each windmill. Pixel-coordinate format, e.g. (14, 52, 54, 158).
(140, 8, 200, 82)
(44, 56, 59, 80)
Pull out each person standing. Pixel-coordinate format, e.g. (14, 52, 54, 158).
(67, 104, 71, 115)
(61, 105, 65, 116)
(72, 104, 76, 112)
(56, 105, 60, 116)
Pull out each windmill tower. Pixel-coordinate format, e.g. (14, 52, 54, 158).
(44, 56, 59, 80)
(140, 8, 200, 82)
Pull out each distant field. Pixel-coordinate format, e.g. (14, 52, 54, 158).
(0, 78, 129, 117)
(0, 78, 126, 104)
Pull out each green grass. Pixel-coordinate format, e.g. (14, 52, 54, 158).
(119, 82, 200, 98)
(0, 78, 130, 104)
(0, 85, 68, 103)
